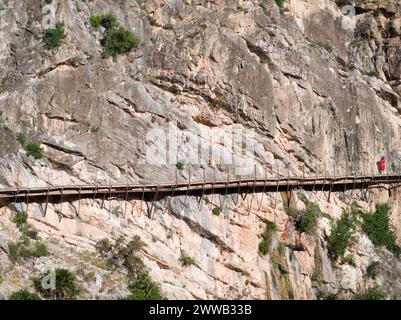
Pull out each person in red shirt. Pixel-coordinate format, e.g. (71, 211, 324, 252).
(380, 156, 386, 174)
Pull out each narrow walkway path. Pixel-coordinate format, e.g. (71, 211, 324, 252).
(0, 174, 399, 205)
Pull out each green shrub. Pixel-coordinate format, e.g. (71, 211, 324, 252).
(367, 261, 380, 279)
(12, 212, 28, 227)
(99, 13, 118, 29)
(125, 272, 165, 300)
(319, 101, 328, 109)
(8, 242, 32, 262)
(8, 211, 47, 262)
(90, 13, 140, 59)
(176, 161, 185, 170)
(179, 253, 196, 267)
(90, 13, 118, 29)
(20, 225, 38, 240)
(12, 211, 38, 239)
(295, 201, 321, 235)
(9, 289, 40, 300)
(123, 235, 146, 255)
(25, 143, 44, 159)
(213, 95, 229, 110)
(212, 207, 222, 216)
(124, 255, 146, 276)
(148, 16, 157, 26)
(274, 0, 288, 13)
(16, 133, 44, 159)
(259, 239, 269, 255)
(95, 236, 165, 299)
(119, 236, 146, 274)
(352, 285, 386, 300)
(258, 222, 276, 255)
(274, 0, 286, 6)
(7, 240, 48, 262)
(327, 212, 356, 261)
(96, 236, 146, 275)
(33, 268, 80, 300)
(101, 27, 140, 58)
(32, 242, 49, 257)
(89, 15, 102, 28)
(362, 203, 401, 256)
(95, 238, 113, 258)
(373, 9, 382, 17)
(43, 24, 66, 49)
(8, 242, 21, 263)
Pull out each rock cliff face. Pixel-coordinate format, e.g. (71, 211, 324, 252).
(2, 0, 401, 300)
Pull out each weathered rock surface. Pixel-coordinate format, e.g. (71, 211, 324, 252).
(1, 0, 401, 299)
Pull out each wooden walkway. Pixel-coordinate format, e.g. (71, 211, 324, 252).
(1, 174, 400, 206)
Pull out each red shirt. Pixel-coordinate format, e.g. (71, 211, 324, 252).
(380, 159, 386, 172)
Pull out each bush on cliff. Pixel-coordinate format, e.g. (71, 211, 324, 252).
(90, 13, 118, 29)
(43, 24, 66, 49)
(89, 13, 140, 58)
(179, 253, 196, 267)
(33, 268, 80, 300)
(295, 201, 321, 235)
(367, 261, 380, 279)
(17, 133, 44, 159)
(362, 203, 401, 256)
(101, 27, 140, 58)
(8, 211, 47, 262)
(25, 143, 44, 159)
(96, 236, 166, 300)
(126, 272, 165, 300)
(327, 211, 356, 261)
(352, 285, 386, 300)
(9, 289, 40, 300)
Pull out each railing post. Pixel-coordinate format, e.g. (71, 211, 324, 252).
(141, 170, 146, 210)
(286, 165, 290, 195)
(328, 163, 335, 202)
(361, 163, 366, 201)
(235, 172, 242, 205)
(108, 179, 112, 214)
(197, 167, 206, 208)
(249, 164, 257, 212)
(258, 166, 268, 210)
(93, 169, 98, 206)
(150, 183, 160, 219)
(274, 164, 279, 211)
(313, 162, 317, 193)
(182, 166, 191, 210)
(77, 185, 82, 217)
(124, 175, 129, 217)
